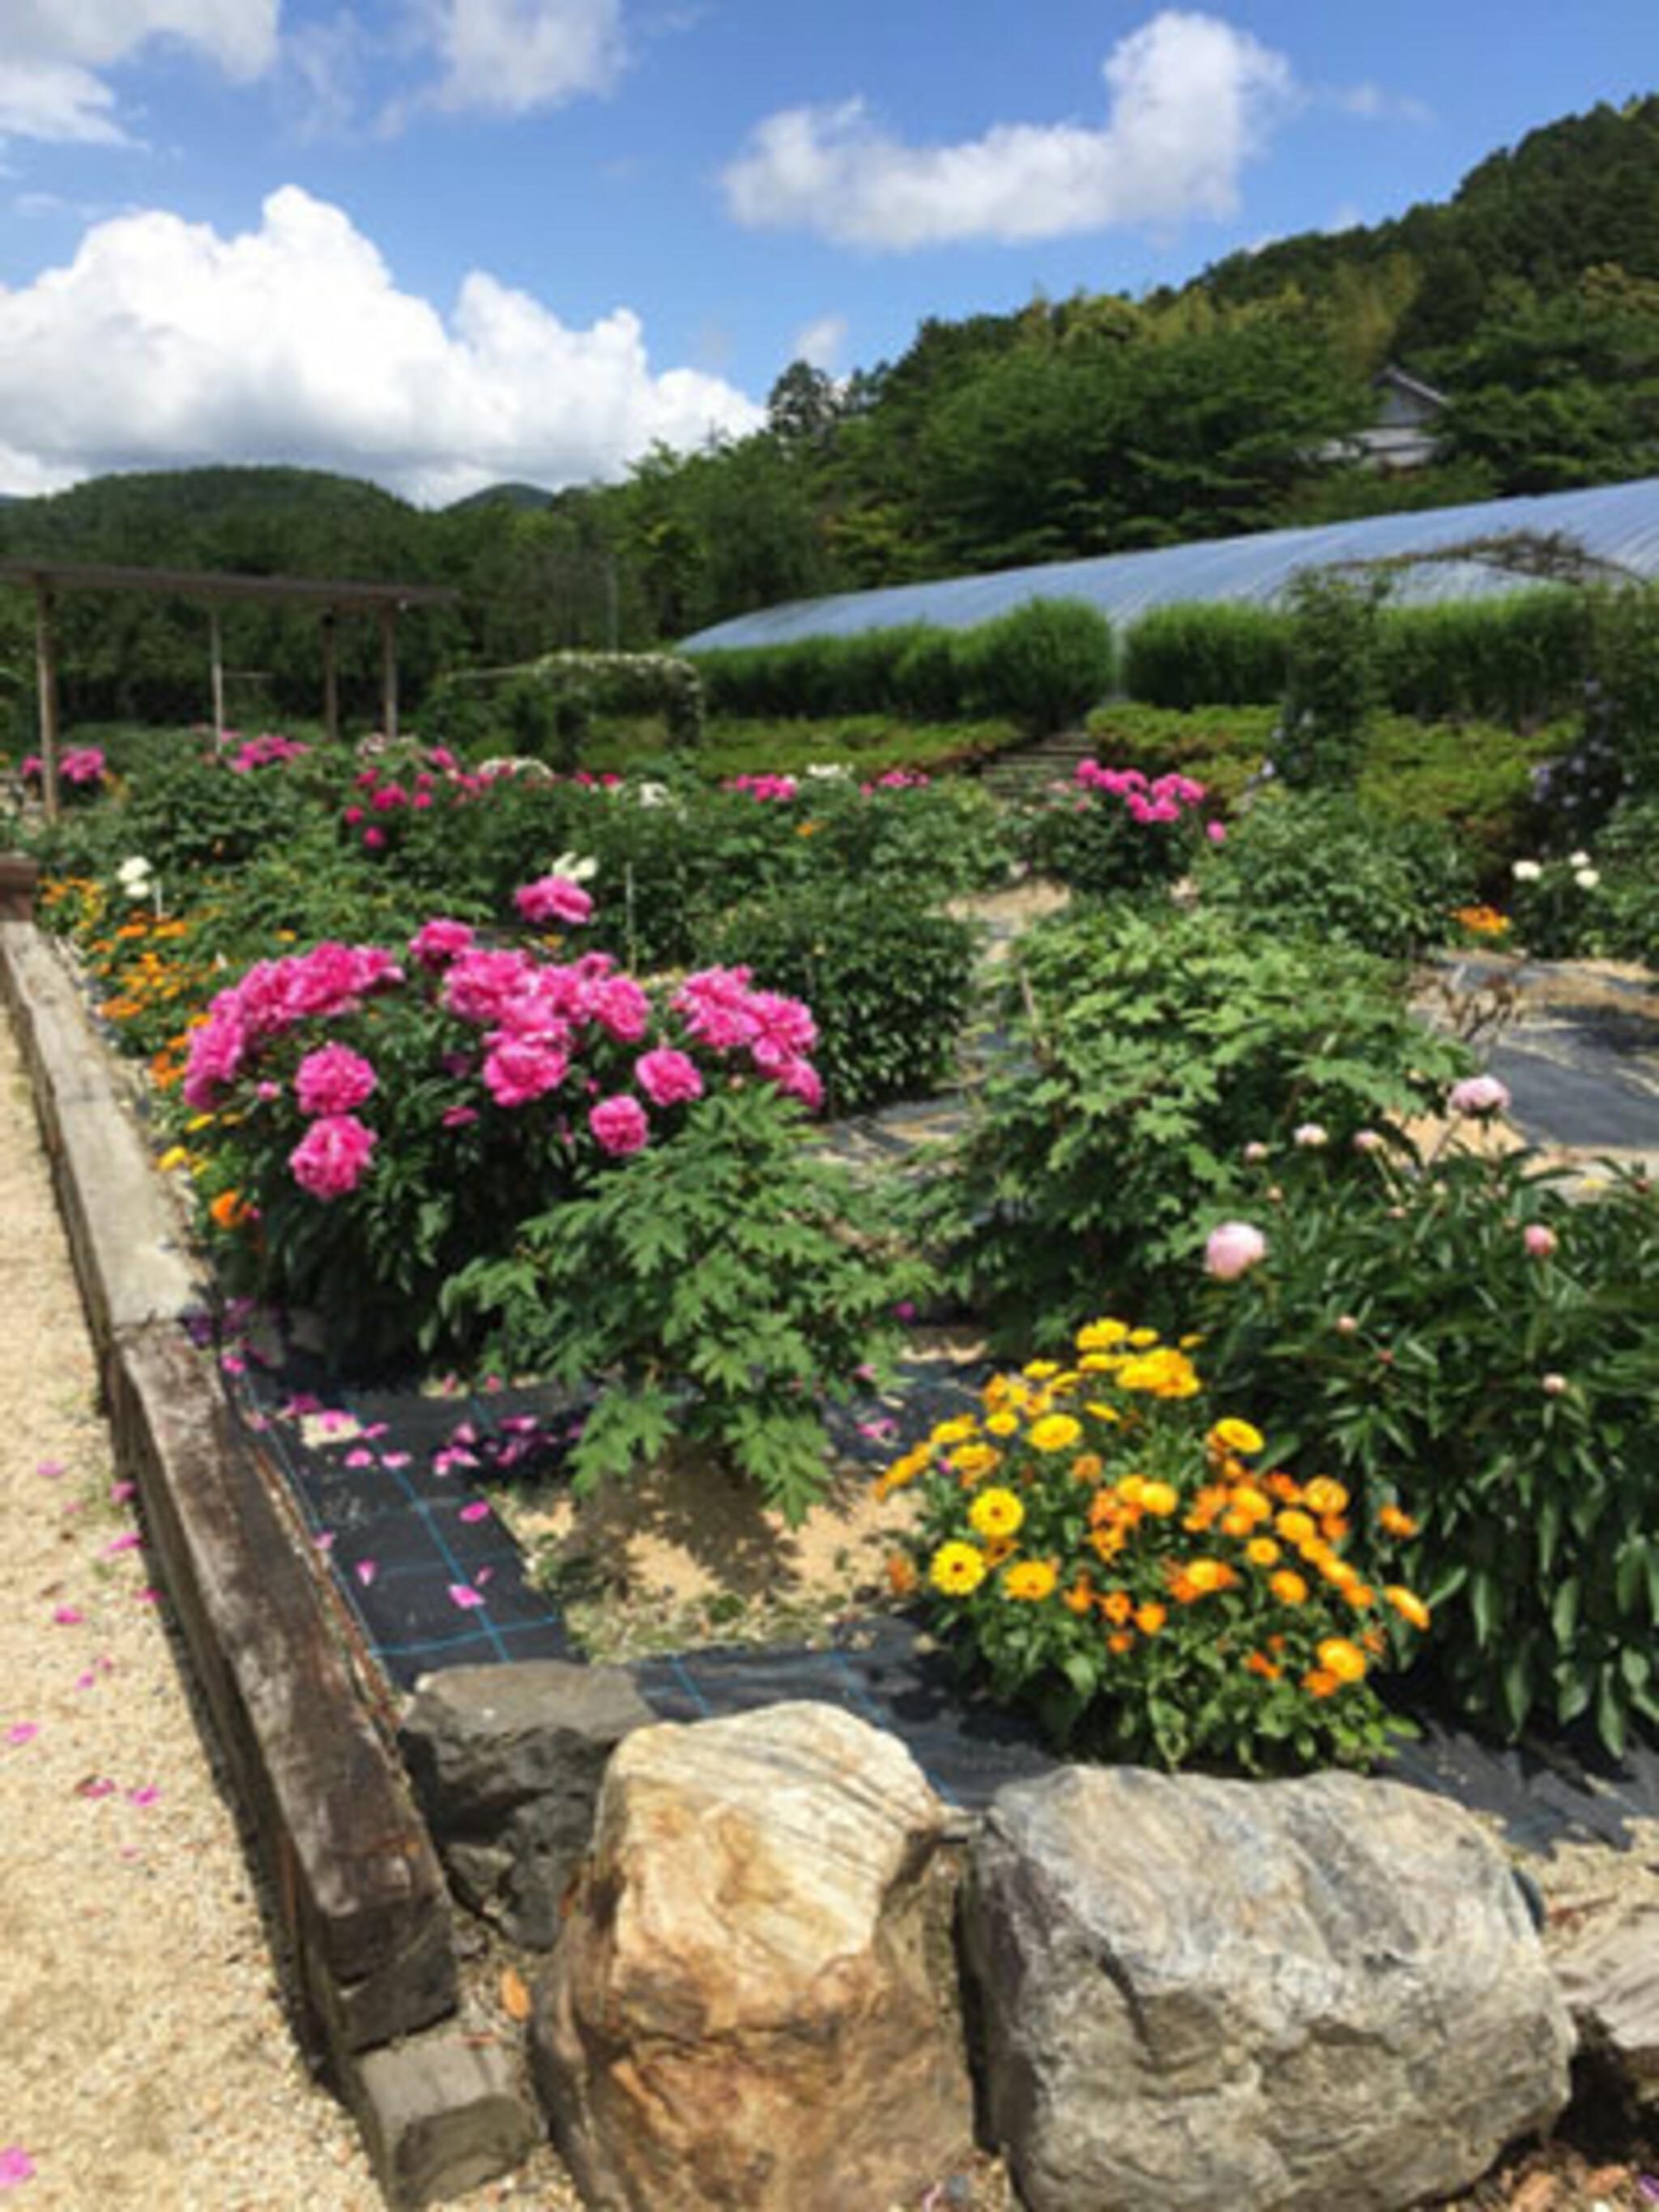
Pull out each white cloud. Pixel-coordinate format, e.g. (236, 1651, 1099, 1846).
(0, 0, 279, 141)
(719, 10, 1294, 251)
(1333, 82, 1431, 126)
(0, 186, 762, 504)
(416, 0, 626, 116)
(791, 314, 847, 372)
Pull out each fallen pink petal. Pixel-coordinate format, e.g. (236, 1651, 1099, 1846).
(447, 1583, 485, 1610)
(313, 1531, 335, 1552)
(0, 2145, 37, 2187)
(35, 1458, 64, 1477)
(74, 1672, 96, 1690)
(381, 1451, 412, 1469)
(343, 1447, 375, 1468)
(76, 1776, 116, 1799)
(458, 1501, 491, 1523)
(103, 1531, 141, 1555)
(6, 1724, 40, 1745)
(52, 1605, 83, 1626)
(134, 1586, 160, 1604)
(126, 1785, 161, 1807)
(354, 1560, 377, 1588)
(109, 1481, 136, 1503)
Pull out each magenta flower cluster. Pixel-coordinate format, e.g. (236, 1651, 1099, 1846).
(1072, 760, 1209, 825)
(184, 882, 823, 1207)
(724, 772, 800, 802)
(226, 732, 312, 774)
(20, 746, 105, 787)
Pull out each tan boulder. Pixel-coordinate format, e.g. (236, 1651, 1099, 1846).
(532, 1701, 973, 2211)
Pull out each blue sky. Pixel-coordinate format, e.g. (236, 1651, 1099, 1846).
(0, 2, 1653, 504)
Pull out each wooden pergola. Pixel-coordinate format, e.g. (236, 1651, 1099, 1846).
(0, 560, 459, 820)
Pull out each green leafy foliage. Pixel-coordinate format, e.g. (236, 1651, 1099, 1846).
(1197, 1142, 1659, 1757)
(443, 1085, 928, 1524)
(1121, 603, 1289, 708)
(912, 903, 1469, 1349)
(706, 884, 980, 1115)
(1276, 570, 1388, 789)
(1375, 590, 1589, 726)
(955, 599, 1115, 735)
(1201, 790, 1469, 959)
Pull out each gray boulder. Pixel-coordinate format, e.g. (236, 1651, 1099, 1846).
(963, 1764, 1574, 2212)
(399, 1661, 652, 1947)
(532, 1701, 974, 2212)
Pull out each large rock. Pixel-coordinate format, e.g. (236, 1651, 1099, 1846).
(399, 1661, 653, 1948)
(963, 1765, 1574, 2212)
(532, 1701, 974, 2212)
(1545, 1874, 1659, 2100)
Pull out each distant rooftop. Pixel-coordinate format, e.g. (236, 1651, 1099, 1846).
(680, 475, 1659, 654)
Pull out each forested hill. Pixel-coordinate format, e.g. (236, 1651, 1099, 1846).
(0, 94, 1655, 707)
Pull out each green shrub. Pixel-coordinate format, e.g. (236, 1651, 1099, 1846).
(1082, 703, 1277, 807)
(692, 628, 935, 719)
(959, 599, 1115, 735)
(911, 903, 1469, 1349)
(444, 1084, 927, 1524)
(428, 651, 704, 763)
(1021, 762, 1218, 900)
(1592, 797, 1659, 964)
(1377, 591, 1588, 726)
(1276, 569, 1388, 790)
(884, 1313, 1424, 1767)
(1586, 586, 1659, 799)
(706, 884, 979, 1115)
(1121, 603, 1289, 708)
(1198, 1141, 1659, 1758)
(1504, 850, 1610, 958)
(1201, 790, 1469, 959)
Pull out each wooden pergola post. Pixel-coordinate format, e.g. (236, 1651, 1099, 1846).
(33, 579, 59, 824)
(378, 604, 399, 741)
(320, 611, 339, 744)
(209, 606, 226, 748)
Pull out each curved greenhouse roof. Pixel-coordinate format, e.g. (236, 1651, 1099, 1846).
(680, 475, 1659, 652)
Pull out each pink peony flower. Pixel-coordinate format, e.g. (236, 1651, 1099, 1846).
(289, 1115, 376, 1200)
(514, 876, 593, 928)
(482, 1038, 568, 1108)
(635, 1046, 704, 1107)
(1448, 1073, 1511, 1119)
(590, 1093, 650, 1155)
(1205, 820, 1227, 844)
(771, 1057, 824, 1113)
(294, 1043, 377, 1119)
(409, 918, 476, 969)
(1523, 1223, 1558, 1259)
(1205, 1221, 1267, 1281)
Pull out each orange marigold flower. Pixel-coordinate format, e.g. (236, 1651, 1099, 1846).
(1320, 1515, 1351, 1543)
(1316, 1637, 1367, 1684)
(1133, 1601, 1166, 1635)
(1069, 1451, 1105, 1483)
(1303, 1669, 1340, 1699)
(1243, 1651, 1281, 1680)
(1276, 1509, 1316, 1545)
(1062, 1578, 1095, 1615)
(1385, 1585, 1431, 1631)
(208, 1189, 249, 1231)
(1265, 1471, 1302, 1502)
(1245, 1537, 1281, 1568)
(1089, 1525, 1127, 1563)
(1107, 1629, 1134, 1655)
(1378, 1503, 1418, 1538)
(1219, 1508, 1255, 1539)
(885, 1553, 918, 1598)
(1269, 1570, 1309, 1605)
(1183, 1558, 1233, 1596)
(1139, 1481, 1179, 1517)
(1303, 1477, 1350, 1517)
(1002, 1559, 1058, 1602)
(1099, 1589, 1133, 1625)
(1342, 1583, 1376, 1611)
(1208, 1417, 1265, 1455)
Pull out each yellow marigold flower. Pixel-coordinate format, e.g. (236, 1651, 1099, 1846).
(1183, 1558, 1232, 1595)
(1118, 1349, 1201, 1398)
(950, 1443, 1002, 1481)
(875, 1447, 929, 1498)
(1269, 1570, 1309, 1605)
(1317, 1637, 1367, 1684)
(968, 1487, 1025, 1540)
(1027, 1413, 1082, 1453)
(1209, 1417, 1265, 1455)
(1245, 1537, 1281, 1568)
(1082, 1400, 1121, 1422)
(1002, 1559, 1058, 1602)
(185, 1112, 216, 1132)
(1385, 1586, 1431, 1630)
(928, 1542, 987, 1596)
(1303, 1477, 1350, 1517)
(1378, 1503, 1418, 1539)
(1276, 1509, 1316, 1545)
(983, 1375, 1013, 1408)
(1076, 1318, 1129, 1350)
(1023, 1360, 1061, 1381)
(930, 1415, 979, 1448)
(1139, 1481, 1179, 1517)
(156, 1145, 190, 1172)
(1133, 1601, 1166, 1635)
(985, 1410, 1020, 1438)
(1128, 1327, 1159, 1347)
(1078, 1352, 1123, 1372)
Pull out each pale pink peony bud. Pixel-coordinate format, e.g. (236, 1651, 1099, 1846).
(1205, 1221, 1267, 1281)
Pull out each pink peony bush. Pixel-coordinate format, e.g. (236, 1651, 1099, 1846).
(186, 877, 823, 1364)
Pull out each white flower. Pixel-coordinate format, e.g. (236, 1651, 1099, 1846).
(1574, 867, 1601, 890)
(804, 763, 851, 782)
(117, 856, 152, 887)
(1512, 859, 1542, 882)
(550, 850, 599, 883)
(1568, 850, 1591, 868)
(633, 782, 670, 809)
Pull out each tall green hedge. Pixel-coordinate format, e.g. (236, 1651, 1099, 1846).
(1120, 603, 1287, 707)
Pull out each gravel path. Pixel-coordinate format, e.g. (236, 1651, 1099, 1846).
(0, 1012, 576, 2210)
